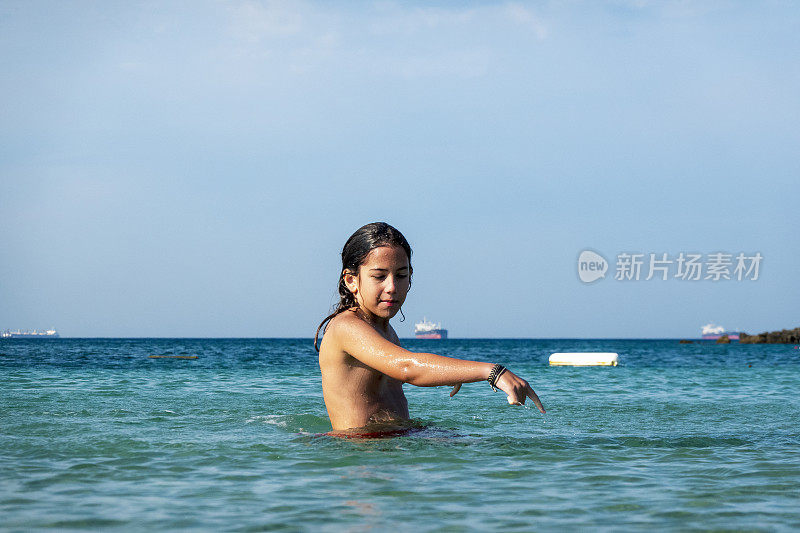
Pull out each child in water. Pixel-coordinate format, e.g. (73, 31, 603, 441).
(315, 222, 545, 434)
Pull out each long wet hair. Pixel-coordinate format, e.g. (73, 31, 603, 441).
(314, 222, 413, 351)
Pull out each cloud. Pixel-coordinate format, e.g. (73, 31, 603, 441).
(502, 3, 547, 40)
(228, 0, 306, 43)
(220, 1, 547, 79)
(366, 3, 480, 36)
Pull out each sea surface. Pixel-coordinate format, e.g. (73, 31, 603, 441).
(2, 338, 799, 531)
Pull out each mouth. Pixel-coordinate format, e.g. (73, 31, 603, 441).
(380, 300, 399, 306)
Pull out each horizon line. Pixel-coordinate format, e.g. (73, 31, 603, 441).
(2, 336, 718, 341)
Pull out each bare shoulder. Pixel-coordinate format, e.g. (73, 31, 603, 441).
(320, 311, 361, 354)
(329, 311, 401, 347)
(321, 310, 409, 370)
(324, 310, 361, 338)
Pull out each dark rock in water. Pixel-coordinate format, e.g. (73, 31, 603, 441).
(679, 340, 693, 344)
(740, 327, 800, 344)
(740, 332, 766, 343)
(716, 335, 731, 344)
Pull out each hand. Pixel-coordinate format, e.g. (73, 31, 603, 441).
(496, 370, 546, 413)
(449, 383, 462, 397)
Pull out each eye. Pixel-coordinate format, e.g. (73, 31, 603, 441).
(397, 274, 408, 279)
(372, 275, 386, 280)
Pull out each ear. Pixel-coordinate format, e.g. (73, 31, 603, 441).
(343, 269, 358, 296)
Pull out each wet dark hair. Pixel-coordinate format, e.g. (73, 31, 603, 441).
(314, 222, 413, 351)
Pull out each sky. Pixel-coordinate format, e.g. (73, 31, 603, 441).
(1, 0, 797, 338)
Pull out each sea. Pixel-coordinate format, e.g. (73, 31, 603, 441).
(1, 338, 799, 531)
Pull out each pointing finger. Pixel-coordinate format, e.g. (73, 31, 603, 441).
(526, 385, 546, 414)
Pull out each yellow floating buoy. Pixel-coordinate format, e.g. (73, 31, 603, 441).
(549, 352, 618, 366)
(148, 355, 198, 359)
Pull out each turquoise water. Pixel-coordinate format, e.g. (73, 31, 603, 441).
(2, 338, 799, 531)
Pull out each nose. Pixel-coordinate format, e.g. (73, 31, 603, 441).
(384, 275, 397, 294)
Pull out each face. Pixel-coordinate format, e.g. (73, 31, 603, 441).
(344, 245, 410, 321)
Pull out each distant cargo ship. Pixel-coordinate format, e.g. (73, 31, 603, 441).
(414, 318, 448, 340)
(701, 324, 739, 341)
(1, 329, 60, 339)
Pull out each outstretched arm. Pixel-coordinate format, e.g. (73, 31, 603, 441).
(334, 315, 492, 386)
(331, 315, 546, 413)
